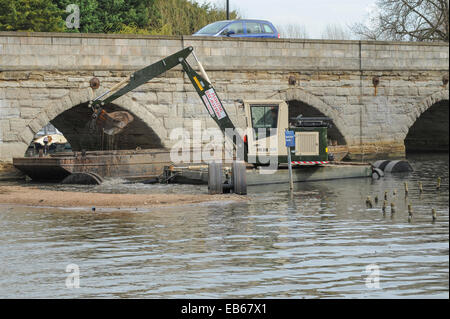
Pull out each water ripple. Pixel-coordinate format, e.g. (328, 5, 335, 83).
(0, 154, 448, 298)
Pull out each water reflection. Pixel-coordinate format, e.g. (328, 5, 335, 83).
(0, 153, 448, 298)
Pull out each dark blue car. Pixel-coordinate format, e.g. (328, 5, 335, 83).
(193, 19, 280, 38)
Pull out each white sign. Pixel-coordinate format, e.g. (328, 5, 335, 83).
(205, 88, 226, 120)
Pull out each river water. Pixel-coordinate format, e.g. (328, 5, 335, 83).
(0, 153, 448, 298)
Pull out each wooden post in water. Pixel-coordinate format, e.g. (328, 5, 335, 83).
(390, 202, 396, 214)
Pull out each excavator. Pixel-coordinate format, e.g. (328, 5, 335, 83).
(88, 46, 331, 194)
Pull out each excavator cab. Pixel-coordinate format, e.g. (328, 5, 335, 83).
(244, 100, 330, 165)
(87, 46, 329, 167)
(244, 100, 288, 165)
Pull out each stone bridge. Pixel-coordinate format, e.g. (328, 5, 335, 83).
(0, 31, 448, 162)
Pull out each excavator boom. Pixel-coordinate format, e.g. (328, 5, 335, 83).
(90, 46, 243, 151)
(92, 47, 193, 108)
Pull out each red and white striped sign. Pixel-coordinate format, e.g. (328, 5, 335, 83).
(291, 161, 329, 165)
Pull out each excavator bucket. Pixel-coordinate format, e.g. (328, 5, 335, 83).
(95, 109, 134, 135)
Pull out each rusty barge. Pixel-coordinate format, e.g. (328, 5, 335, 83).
(13, 149, 171, 183)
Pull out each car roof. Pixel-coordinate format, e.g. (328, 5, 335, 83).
(215, 19, 275, 24)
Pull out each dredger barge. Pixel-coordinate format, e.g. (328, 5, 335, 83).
(12, 47, 413, 194)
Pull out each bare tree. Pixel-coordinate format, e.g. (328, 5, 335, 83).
(321, 24, 353, 40)
(352, 0, 449, 42)
(277, 23, 309, 39)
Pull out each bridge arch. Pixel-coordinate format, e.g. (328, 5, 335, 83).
(402, 89, 449, 135)
(270, 88, 348, 145)
(403, 89, 449, 152)
(21, 87, 167, 154)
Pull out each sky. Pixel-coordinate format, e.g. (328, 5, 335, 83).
(195, 0, 377, 39)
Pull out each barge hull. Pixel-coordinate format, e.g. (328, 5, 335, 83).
(247, 164, 371, 185)
(13, 149, 172, 182)
(167, 162, 372, 186)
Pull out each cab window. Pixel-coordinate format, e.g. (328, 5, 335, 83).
(251, 105, 278, 128)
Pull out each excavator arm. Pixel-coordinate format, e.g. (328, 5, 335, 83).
(90, 46, 243, 150)
(91, 47, 193, 110)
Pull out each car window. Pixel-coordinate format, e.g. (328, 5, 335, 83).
(223, 22, 244, 35)
(262, 24, 274, 33)
(195, 21, 230, 35)
(246, 22, 263, 34)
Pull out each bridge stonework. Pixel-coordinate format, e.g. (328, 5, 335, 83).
(0, 32, 448, 162)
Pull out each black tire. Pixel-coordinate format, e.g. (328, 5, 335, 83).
(384, 160, 413, 173)
(208, 162, 223, 194)
(372, 160, 390, 171)
(371, 167, 384, 179)
(61, 172, 103, 185)
(232, 161, 247, 195)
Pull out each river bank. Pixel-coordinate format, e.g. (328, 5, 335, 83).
(0, 163, 24, 181)
(0, 185, 246, 209)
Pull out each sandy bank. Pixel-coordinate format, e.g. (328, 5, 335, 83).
(0, 185, 247, 209)
(0, 163, 25, 181)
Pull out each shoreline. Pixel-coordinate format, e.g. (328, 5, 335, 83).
(0, 185, 247, 209)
